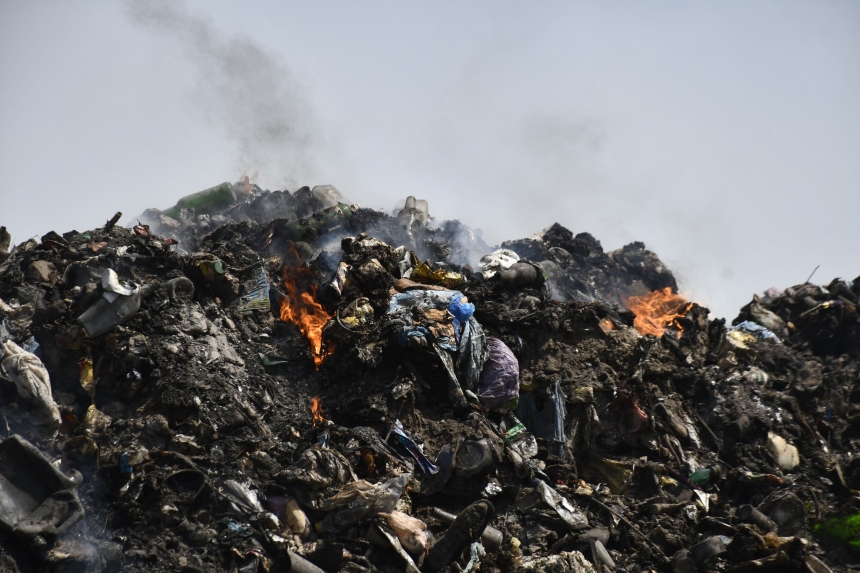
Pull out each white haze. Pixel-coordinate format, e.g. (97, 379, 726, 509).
(1, 1, 858, 319)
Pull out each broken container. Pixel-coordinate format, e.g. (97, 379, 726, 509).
(76, 269, 141, 337)
(0, 435, 83, 547)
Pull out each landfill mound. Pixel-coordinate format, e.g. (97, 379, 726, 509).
(0, 183, 858, 573)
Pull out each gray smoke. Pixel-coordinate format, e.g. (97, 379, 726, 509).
(127, 0, 322, 189)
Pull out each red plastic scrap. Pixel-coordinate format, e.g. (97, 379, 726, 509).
(617, 392, 649, 435)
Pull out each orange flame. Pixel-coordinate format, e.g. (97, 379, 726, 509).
(310, 396, 329, 426)
(625, 287, 692, 338)
(280, 248, 333, 368)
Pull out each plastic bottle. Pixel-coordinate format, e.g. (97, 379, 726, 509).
(311, 185, 349, 209)
(162, 182, 237, 218)
(455, 439, 494, 478)
(736, 504, 776, 533)
(689, 465, 722, 487)
(282, 203, 356, 242)
(396, 196, 430, 232)
(431, 508, 503, 551)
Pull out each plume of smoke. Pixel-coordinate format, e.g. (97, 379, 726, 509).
(127, 0, 321, 188)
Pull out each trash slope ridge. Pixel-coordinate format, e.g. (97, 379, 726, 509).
(0, 186, 858, 573)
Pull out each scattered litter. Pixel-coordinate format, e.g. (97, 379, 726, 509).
(766, 432, 800, 471)
(0, 185, 854, 572)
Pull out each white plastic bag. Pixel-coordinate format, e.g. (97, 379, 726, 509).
(1, 340, 60, 429)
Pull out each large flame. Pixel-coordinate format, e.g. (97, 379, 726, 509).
(280, 248, 333, 367)
(625, 287, 692, 338)
(310, 396, 329, 426)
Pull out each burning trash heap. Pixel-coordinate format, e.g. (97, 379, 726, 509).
(0, 181, 859, 573)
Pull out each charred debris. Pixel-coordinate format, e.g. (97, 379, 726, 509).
(0, 180, 859, 573)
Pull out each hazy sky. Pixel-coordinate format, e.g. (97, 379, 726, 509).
(1, 1, 858, 319)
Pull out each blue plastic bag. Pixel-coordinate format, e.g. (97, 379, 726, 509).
(516, 380, 567, 457)
(730, 320, 781, 342)
(449, 295, 475, 339)
(458, 316, 488, 391)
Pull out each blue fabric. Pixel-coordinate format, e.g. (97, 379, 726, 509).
(388, 290, 464, 350)
(387, 289, 463, 315)
(397, 325, 431, 347)
(731, 320, 781, 342)
(387, 290, 488, 392)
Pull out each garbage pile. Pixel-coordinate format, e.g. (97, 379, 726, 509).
(0, 184, 858, 573)
(134, 180, 487, 268)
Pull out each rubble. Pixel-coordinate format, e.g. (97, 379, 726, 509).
(0, 182, 858, 573)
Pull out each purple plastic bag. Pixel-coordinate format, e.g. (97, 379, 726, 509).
(476, 338, 519, 410)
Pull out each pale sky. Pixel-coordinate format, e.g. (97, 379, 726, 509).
(1, 1, 858, 319)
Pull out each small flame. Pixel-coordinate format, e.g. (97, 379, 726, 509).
(280, 247, 333, 367)
(310, 396, 329, 426)
(625, 287, 692, 338)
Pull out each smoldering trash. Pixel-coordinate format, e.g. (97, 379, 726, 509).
(0, 180, 858, 573)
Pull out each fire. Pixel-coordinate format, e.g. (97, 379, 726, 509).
(625, 287, 692, 338)
(310, 396, 329, 426)
(280, 248, 333, 368)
